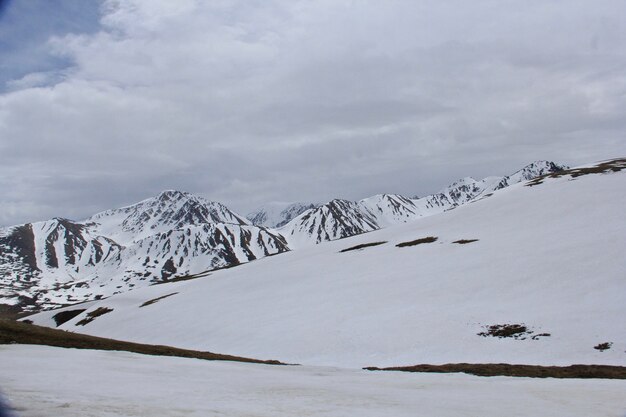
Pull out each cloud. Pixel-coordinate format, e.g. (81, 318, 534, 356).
(1, 0, 626, 226)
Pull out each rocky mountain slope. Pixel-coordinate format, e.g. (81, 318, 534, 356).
(0, 191, 288, 314)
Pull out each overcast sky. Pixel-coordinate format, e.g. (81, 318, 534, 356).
(1, 0, 625, 226)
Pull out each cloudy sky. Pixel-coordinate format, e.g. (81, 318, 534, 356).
(1, 0, 625, 226)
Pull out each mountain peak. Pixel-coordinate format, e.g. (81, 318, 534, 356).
(156, 190, 190, 201)
(86, 191, 249, 245)
(494, 161, 568, 190)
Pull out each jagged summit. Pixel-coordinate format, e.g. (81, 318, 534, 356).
(88, 190, 249, 244)
(279, 199, 379, 248)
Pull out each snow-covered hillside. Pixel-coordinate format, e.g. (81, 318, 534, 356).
(28, 159, 626, 368)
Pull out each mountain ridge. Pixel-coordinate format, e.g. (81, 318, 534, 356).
(25, 158, 625, 368)
(1, 160, 567, 314)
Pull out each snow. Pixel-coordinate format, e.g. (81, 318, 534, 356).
(28, 168, 626, 368)
(246, 201, 318, 228)
(1, 345, 625, 417)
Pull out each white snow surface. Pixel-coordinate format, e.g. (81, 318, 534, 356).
(2, 345, 626, 417)
(28, 168, 626, 368)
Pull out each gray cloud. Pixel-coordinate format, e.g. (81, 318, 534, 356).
(1, 0, 625, 226)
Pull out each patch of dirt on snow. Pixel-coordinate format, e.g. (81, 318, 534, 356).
(364, 363, 626, 379)
(75, 307, 114, 326)
(52, 309, 86, 327)
(0, 319, 286, 365)
(477, 323, 550, 340)
(339, 241, 387, 253)
(452, 239, 479, 244)
(396, 236, 438, 247)
(140, 292, 179, 308)
(594, 342, 613, 351)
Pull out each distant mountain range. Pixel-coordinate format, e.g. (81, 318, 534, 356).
(260, 160, 567, 247)
(0, 161, 566, 314)
(25, 158, 626, 368)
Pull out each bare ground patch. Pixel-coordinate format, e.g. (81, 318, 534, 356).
(140, 293, 179, 308)
(478, 323, 550, 340)
(52, 309, 86, 327)
(452, 239, 479, 244)
(339, 241, 387, 253)
(396, 236, 438, 247)
(75, 307, 114, 326)
(364, 363, 626, 379)
(594, 342, 613, 351)
(0, 319, 285, 365)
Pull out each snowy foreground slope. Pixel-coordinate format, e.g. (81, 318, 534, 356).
(29, 160, 626, 368)
(2, 345, 626, 417)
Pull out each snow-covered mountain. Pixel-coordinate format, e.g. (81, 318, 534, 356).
(278, 199, 380, 248)
(27, 158, 626, 368)
(492, 160, 569, 191)
(0, 191, 288, 313)
(87, 190, 250, 244)
(0, 161, 566, 314)
(358, 194, 422, 227)
(247, 202, 319, 228)
(279, 161, 567, 247)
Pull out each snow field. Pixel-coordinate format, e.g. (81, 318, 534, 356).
(2, 345, 626, 417)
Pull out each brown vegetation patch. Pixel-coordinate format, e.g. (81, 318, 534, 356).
(0, 304, 25, 320)
(140, 293, 179, 308)
(452, 239, 479, 244)
(364, 363, 626, 379)
(526, 158, 626, 187)
(0, 319, 285, 365)
(75, 307, 114, 326)
(52, 309, 86, 327)
(339, 241, 387, 253)
(396, 236, 438, 247)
